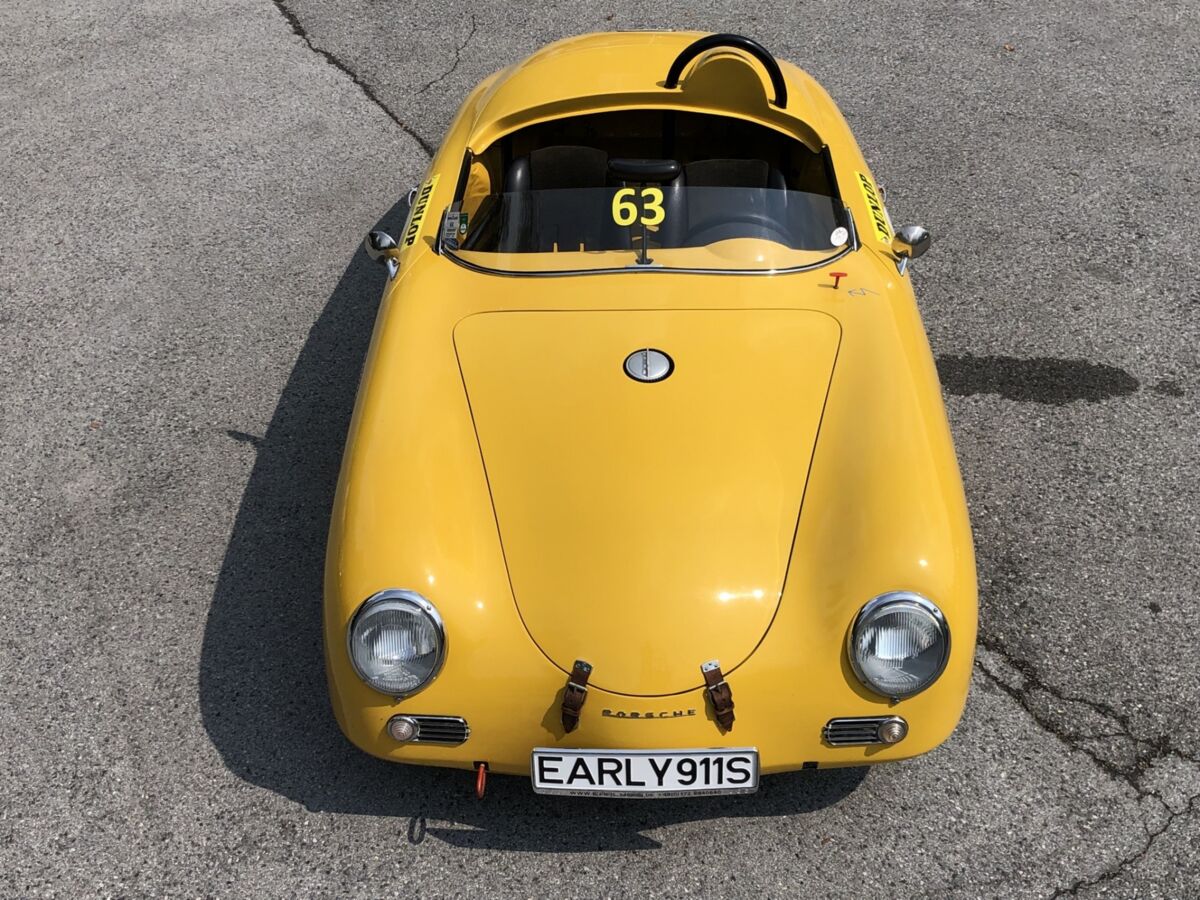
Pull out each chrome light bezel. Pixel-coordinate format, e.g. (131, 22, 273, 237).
(848, 591, 950, 700)
(347, 589, 447, 698)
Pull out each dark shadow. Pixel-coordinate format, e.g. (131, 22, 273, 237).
(936, 354, 1139, 404)
(199, 198, 867, 850)
(1150, 378, 1184, 397)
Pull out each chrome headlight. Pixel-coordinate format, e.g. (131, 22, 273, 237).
(849, 591, 950, 699)
(348, 590, 446, 696)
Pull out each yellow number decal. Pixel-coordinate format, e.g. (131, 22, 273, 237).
(641, 187, 665, 226)
(612, 188, 638, 226)
(612, 187, 667, 227)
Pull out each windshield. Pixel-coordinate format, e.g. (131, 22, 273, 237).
(442, 186, 854, 275)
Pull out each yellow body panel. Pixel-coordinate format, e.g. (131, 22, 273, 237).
(455, 309, 840, 696)
(459, 32, 833, 152)
(324, 32, 976, 778)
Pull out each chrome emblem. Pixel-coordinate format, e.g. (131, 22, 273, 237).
(623, 348, 674, 383)
(602, 708, 697, 719)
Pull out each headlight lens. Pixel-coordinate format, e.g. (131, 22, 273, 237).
(348, 590, 446, 696)
(849, 592, 950, 699)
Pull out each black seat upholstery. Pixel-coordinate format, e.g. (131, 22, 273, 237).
(504, 145, 609, 192)
(501, 146, 629, 253)
(684, 158, 786, 190)
(681, 158, 790, 246)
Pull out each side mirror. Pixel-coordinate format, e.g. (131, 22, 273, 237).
(364, 230, 398, 262)
(891, 225, 931, 274)
(364, 230, 400, 279)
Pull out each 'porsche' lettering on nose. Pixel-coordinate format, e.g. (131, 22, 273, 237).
(602, 708, 697, 719)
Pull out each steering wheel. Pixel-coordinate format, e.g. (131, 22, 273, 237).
(684, 213, 795, 248)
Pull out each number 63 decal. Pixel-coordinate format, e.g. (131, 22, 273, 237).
(612, 187, 665, 227)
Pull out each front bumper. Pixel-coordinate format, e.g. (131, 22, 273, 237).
(328, 656, 971, 777)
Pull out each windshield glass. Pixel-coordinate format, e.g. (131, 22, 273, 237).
(442, 186, 853, 274)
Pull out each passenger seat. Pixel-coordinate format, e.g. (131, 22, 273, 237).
(684, 158, 786, 190)
(501, 146, 629, 252)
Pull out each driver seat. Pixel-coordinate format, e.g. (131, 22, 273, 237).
(681, 158, 791, 246)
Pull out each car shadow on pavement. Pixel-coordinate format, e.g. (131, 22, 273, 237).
(199, 199, 868, 852)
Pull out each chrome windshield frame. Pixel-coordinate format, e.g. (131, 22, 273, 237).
(436, 201, 861, 278)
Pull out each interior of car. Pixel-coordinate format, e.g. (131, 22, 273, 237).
(455, 110, 845, 254)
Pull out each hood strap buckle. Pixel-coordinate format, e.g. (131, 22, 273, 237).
(701, 660, 735, 731)
(561, 659, 593, 733)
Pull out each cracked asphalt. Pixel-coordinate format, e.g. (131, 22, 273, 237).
(1, 0, 1197, 896)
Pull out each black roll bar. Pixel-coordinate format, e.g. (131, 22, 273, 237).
(663, 33, 788, 109)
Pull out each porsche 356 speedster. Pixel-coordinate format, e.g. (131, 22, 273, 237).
(325, 32, 977, 798)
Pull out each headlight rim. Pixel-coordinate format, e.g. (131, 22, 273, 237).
(848, 590, 951, 700)
(347, 588, 447, 698)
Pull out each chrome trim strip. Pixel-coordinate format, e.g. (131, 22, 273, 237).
(822, 715, 908, 746)
(410, 715, 470, 744)
(440, 238, 856, 279)
(347, 589, 448, 699)
(845, 203, 861, 251)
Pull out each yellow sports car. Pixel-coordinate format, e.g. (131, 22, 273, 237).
(326, 32, 976, 798)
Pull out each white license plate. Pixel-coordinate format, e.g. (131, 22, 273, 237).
(531, 748, 759, 797)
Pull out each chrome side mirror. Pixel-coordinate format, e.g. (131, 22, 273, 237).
(364, 230, 397, 262)
(891, 225, 931, 274)
(364, 230, 400, 279)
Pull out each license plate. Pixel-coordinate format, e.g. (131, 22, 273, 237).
(531, 748, 759, 798)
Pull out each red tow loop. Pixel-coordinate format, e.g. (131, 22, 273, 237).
(475, 762, 488, 800)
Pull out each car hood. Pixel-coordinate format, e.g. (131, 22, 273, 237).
(454, 308, 841, 695)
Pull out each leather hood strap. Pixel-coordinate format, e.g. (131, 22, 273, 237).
(561, 659, 593, 733)
(702, 659, 735, 731)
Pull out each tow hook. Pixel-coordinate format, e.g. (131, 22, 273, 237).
(474, 762, 488, 799)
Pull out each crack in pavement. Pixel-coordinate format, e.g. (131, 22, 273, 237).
(976, 636, 1199, 794)
(268, 0, 434, 156)
(974, 641, 1200, 897)
(1048, 794, 1199, 898)
(414, 14, 478, 97)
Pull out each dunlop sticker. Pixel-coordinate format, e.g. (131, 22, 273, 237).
(855, 170, 892, 245)
(403, 174, 440, 247)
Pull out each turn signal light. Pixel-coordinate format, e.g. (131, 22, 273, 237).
(877, 716, 908, 744)
(387, 715, 419, 743)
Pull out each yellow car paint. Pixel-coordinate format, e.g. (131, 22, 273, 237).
(324, 31, 976, 778)
(455, 308, 840, 696)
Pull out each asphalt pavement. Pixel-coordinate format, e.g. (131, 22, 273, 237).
(1, 0, 1197, 896)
